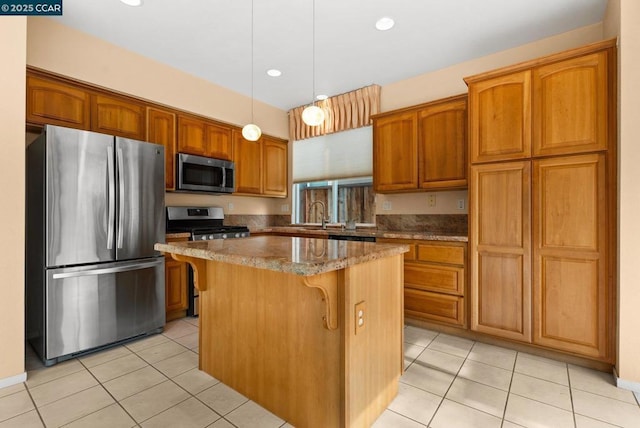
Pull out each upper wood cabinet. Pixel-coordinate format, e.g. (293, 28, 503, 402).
(90, 94, 146, 140)
(418, 97, 467, 189)
(26, 75, 90, 130)
(373, 111, 418, 192)
(233, 131, 288, 197)
(468, 44, 612, 163)
(177, 115, 233, 160)
(533, 51, 609, 157)
(373, 94, 467, 193)
(263, 136, 288, 197)
(147, 107, 176, 190)
(468, 71, 532, 163)
(233, 130, 263, 194)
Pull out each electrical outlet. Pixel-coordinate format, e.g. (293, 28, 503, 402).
(428, 194, 436, 207)
(354, 301, 366, 334)
(281, 204, 289, 212)
(457, 199, 465, 210)
(382, 201, 392, 211)
(228, 202, 234, 211)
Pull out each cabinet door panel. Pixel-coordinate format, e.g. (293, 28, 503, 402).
(533, 52, 608, 157)
(177, 115, 207, 156)
(206, 123, 233, 160)
(26, 76, 90, 129)
(147, 107, 176, 190)
(533, 154, 608, 358)
(373, 112, 418, 192)
(418, 98, 467, 189)
(469, 71, 531, 163)
(470, 162, 531, 341)
(263, 137, 288, 197)
(165, 258, 188, 312)
(91, 94, 145, 140)
(233, 130, 263, 194)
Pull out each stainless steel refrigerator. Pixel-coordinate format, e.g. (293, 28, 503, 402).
(26, 125, 166, 366)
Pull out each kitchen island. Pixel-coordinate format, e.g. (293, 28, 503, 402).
(155, 236, 408, 428)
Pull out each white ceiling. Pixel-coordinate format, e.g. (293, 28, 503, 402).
(51, 0, 607, 111)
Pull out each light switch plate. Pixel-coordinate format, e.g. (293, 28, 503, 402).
(382, 201, 392, 211)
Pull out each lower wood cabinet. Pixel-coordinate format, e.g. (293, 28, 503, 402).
(379, 238, 467, 327)
(165, 236, 189, 321)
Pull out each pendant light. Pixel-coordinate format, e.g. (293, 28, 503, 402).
(301, 0, 325, 127)
(242, 0, 262, 141)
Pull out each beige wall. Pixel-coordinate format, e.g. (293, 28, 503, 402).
(375, 23, 604, 215)
(616, 0, 640, 385)
(0, 18, 27, 383)
(26, 18, 290, 216)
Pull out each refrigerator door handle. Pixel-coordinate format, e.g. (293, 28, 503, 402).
(116, 147, 125, 249)
(107, 146, 115, 250)
(52, 259, 163, 279)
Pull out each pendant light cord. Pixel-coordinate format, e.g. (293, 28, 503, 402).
(311, 0, 316, 106)
(250, 0, 255, 122)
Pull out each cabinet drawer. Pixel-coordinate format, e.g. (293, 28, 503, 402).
(405, 262, 464, 295)
(405, 289, 465, 326)
(417, 244, 464, 265)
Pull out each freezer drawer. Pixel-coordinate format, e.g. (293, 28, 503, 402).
(44, 258, 165, 363)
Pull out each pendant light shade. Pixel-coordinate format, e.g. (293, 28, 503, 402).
(302, 104, 325, 126)
(243, 0, 261, 141)
(242, 123, 262, 141)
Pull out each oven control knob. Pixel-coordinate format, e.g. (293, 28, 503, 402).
(222, 234, 227, 239)
(235, 233, 240, 238)
(200, 236, 206, 241)
(209, 235, 214, 240)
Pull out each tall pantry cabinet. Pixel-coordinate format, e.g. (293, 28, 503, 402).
(465, 39, 616, 362)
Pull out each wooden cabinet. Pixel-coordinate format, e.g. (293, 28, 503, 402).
(165, 236, 189, 320)
(233, 131, 288, 197)
(147, 107, 176, 190)
(470, 161, 532, 342)
(177, 115, 233, 160)
(532, 154, 608, 358)
(468, 47, 610, 163)
(26, 75, 90, 129)
(263, 137, 288, 197)
(90, 94, 146, 140)
(373, 112, 418, 192)
(468, 71, 532, 163)
(233, 130, 263, 194)
(418, 97, 467, 189)
(533, 51, 609, 157)
(373, 95, 467, 193)
(379, 238, 467, 327)
(466, 40, 616, 361)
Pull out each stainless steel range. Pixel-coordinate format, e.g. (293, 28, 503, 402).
(166, 206, 250, 316)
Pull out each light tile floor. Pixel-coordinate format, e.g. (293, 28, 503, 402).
(2, 321, 639, 427)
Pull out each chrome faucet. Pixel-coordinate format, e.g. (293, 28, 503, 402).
(308, 200, 329, 229)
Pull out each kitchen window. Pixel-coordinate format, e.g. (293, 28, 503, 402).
(292, 177, 375, 225)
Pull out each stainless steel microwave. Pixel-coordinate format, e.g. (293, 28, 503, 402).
(176, 153, 235, 193)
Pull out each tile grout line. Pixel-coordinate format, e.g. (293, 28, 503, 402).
(565, 363, 578, 428)
(499, 350, 518, 427)
(21, 381, 47, 428)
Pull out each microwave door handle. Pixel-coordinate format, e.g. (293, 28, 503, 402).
(106, 146, 115, 250)
(117, 147, 125, 249)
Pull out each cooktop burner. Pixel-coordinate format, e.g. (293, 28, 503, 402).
(166, 206, 250, 241)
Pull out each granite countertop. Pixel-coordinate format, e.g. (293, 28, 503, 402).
(250, 226, 468, 242)
(166, 232, 191, 240)
(155, 235, 409, 276)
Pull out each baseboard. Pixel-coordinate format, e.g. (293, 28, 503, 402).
(614, 368, 640, 394)
(0, 372, 27, 390)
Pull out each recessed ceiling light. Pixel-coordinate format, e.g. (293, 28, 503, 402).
(120, 0, 143, 6)
(316, 94, 328, 101)
(266, 69, 282, 77)
(375, 17, 394, 31)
